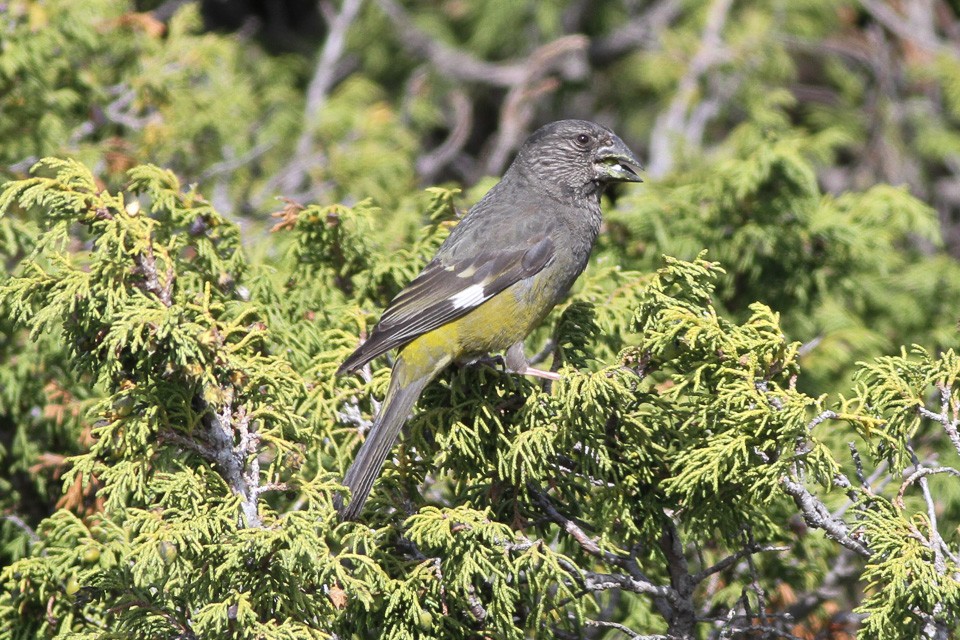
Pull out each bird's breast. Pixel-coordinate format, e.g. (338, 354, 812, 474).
(453, 247, 591, 358)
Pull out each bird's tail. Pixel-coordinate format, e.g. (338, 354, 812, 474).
(337, 356, 435, 520)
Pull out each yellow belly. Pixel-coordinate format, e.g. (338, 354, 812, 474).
(396, 276, 556, 377)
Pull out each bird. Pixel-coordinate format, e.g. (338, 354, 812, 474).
(335, 119, 642, 520)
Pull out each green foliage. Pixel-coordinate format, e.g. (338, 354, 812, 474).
(1, 156, 959, 638)
(608, 132, 960, 392)
(856, 500, 960, 639)
(3, 1, 960, 638)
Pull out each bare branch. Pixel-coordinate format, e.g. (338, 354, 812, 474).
(588, 0, 684, 64)
(203, 399, 262, 528)
(780, 476, 871, 557)
(692, 543, 788, 584)
(375, 0, 528, 86)
(482, 35, 589, 177)
(918, 383, 960, 457)
(582, 570, 678, 601)
(648, 0, 734, 178)
(832, 443, 890, 519)
(277, 0, 366, 195)
(584, 619, 678, 640)
(859, 0, 958, 60)
(3, 514, 40, 544)
(465, 585, 487, 622)
(255, 482, 290, 497)
(903, 445, 950, 586)
(415, 89, 473, 181)
(896, 465, 960, 509)
(197, 140, 276, 183)
(528, 483, 620, 563)
(807, 410, 838, 431)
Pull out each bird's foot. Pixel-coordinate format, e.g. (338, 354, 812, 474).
(505, 342, 560, 381)
(516, 365, 560, 381)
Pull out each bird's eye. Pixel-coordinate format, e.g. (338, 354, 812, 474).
(575, 133, 591, 147)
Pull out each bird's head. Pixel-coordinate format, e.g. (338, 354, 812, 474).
(514, 120, 643, 201)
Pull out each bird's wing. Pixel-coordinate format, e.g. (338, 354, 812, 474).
(337, 232, 555, 374)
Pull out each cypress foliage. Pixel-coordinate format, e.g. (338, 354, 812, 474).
(3, 1, 960, 639)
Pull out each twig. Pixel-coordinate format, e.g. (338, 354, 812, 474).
(587, 0, 683, 64)
(548, 460, 616, 488)
(896, 465, 960, 509)
(134, 237, 174, 307)
(692, 543, 788, 584)
(918, 383, 960, 457)
(103, 86, 157, 131)
(528, 482, 679, 618)
(375, 0, 530, 86)
(3, 514, 40, 544)
(482, 35, 588, 177)
(528, 483, 620, 563)
(159, 428, 217, 458)
(648, 0, 734, 178)
(859, 0, 958, 60)
(582, 570, 678, 600)
(197, 140, 276, 182)
(529, 339, 556, 366)
(465, 585, 487, 622)
(583, 619, 677, 640)
(416, 89, 473, 181)
(832, 443, 889, 519)
(905, 446, 948, 579)
(277, 0, 366, 195)
(780, 475, 871, 557)
(255, 482, 290, 497)
(807, 410, 837, 431)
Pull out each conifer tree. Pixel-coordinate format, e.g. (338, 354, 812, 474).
(3, 2, 960, 639)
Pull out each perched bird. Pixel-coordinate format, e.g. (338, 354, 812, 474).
(336, 119, 642, 520)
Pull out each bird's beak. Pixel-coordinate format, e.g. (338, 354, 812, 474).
(595, 139, 643, 183)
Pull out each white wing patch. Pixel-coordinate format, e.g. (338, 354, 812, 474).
(450, 283, 487, 309)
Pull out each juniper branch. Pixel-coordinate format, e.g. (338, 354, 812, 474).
(918, 383, 960, 457)
(375, 0, 530, 86)
(528, 483, 678, 618)
(584, 619, 678, 640)
(780, 475, 871, 557)
(581, 570, 677, 600)
(692, 543, 788, 584)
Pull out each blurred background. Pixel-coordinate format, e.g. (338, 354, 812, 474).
(5, 0, 960, 231)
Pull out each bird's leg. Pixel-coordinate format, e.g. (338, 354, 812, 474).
(505, 341, 560, 381)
